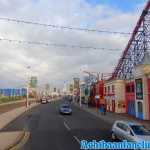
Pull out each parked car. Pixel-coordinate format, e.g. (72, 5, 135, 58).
(47, 96, 51, 103)
(41, 97, 47, 104)
(111, 120, 150, 142)
(59, 103, 72, 115)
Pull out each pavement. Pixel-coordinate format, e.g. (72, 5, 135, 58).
(1, 100, 112, 150)
(0, 102, 39, 150)
(75, 103, 150, 129)
(0, 131, 24, 150)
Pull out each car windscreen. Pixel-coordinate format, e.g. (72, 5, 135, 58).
(130, 125, 150, 135)
(62, 105, 70, 109)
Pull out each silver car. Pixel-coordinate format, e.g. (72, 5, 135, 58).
(41, 97, 47, 104)
(111, 120, 150, 142)
(59, 104, 72, 115)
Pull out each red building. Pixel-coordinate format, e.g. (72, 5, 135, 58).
(125, 81, 136, 116)
(94, 80, 105, 108)
(89, 84, 96, 106)
(89, 80, 105, 108)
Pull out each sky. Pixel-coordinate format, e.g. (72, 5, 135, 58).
(0, 0, 148, 89)
(86, 0, 146, 11)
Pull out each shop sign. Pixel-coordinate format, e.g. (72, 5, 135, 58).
(135, 78, 143, 100)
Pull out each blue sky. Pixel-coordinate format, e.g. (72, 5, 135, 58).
(86, 0, 147, 11)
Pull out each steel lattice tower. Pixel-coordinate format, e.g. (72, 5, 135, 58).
(112, 0, 150, 80)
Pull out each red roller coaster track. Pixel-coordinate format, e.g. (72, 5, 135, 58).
(112, 0, 150, 79)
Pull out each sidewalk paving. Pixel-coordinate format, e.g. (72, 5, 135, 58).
(0, 102, 39, 150)
(74, 103, 150, 129)
(0, 131, 24, 150)
(0, 102, 39, 130)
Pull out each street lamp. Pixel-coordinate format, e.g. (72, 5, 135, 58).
(80, 81, 85, 107)
(26, 66, 31, 108)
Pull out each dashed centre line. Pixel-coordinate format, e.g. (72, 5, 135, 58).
(73, 135, 80, 144)
(64, 121, 71, 131)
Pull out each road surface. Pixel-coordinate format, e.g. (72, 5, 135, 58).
(1, 100, 112, 150)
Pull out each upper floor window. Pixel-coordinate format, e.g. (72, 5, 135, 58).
(108, 86, 110, 93)
(126, 83, 135, 93)
(112, 85, 115, 93)
(105, 87, 107, 93)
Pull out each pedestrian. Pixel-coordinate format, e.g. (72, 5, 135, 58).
(103, 104, 106, 115)
(100, 104, 104, 115)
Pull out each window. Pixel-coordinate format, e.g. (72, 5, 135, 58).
(116, 123, 123, 130)
(112, 85, 115, 93)
(137, 102, 143, 113)
(126, 84, 135, 93)
(130, 125, 150, 135)
(116, 122, 129, 131)
(126, 85, 130, 93)
(131, 84, 134, 93)
(135, 79, 143, 99)
(122, 124, 129, 131)
(108, 86, 110, 93)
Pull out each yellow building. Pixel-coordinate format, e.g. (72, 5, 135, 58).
(104, 80, 126, 113)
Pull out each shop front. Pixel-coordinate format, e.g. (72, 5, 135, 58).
(125, 81, 136, 117)
(134, 52, 150, 120)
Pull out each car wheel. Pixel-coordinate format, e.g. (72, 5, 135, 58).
(111, 132, 116, 141)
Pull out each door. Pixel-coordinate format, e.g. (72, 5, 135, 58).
(128, 100, 135, 116)
(112, 100, 115, 112)
(137, 101, 143, 119)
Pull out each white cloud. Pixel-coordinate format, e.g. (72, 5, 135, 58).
(0, 0, 146, 88)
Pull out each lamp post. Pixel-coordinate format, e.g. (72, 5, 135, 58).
(80, 81, 85, 107)
(79, 86, 82, 107)
(26, 66, 31, 108)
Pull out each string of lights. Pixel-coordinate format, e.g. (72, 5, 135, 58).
(0, 37, 122, 51)
(0, 17, 131, 35)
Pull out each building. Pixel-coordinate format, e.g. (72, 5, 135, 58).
(102, 52, 150, 120)
(73, 78, 80, 98)
(29, 76, 38, 88)
(125, 80, 135, 117)
(104, 80, 126, 113)
(89, 83, 96, 106)
(133, 52, 150, 120)
(80, 82, 91, 104)
(94, 80, 105, 108)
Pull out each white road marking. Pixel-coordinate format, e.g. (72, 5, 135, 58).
(73, 135, 80, 144)
(59, 115, 67, 122)
(64, 121, 71, 131)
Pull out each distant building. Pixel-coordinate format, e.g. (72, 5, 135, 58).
(29, 76, 38, 88)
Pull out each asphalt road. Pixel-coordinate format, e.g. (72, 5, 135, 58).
(2, 100, 112, 150)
